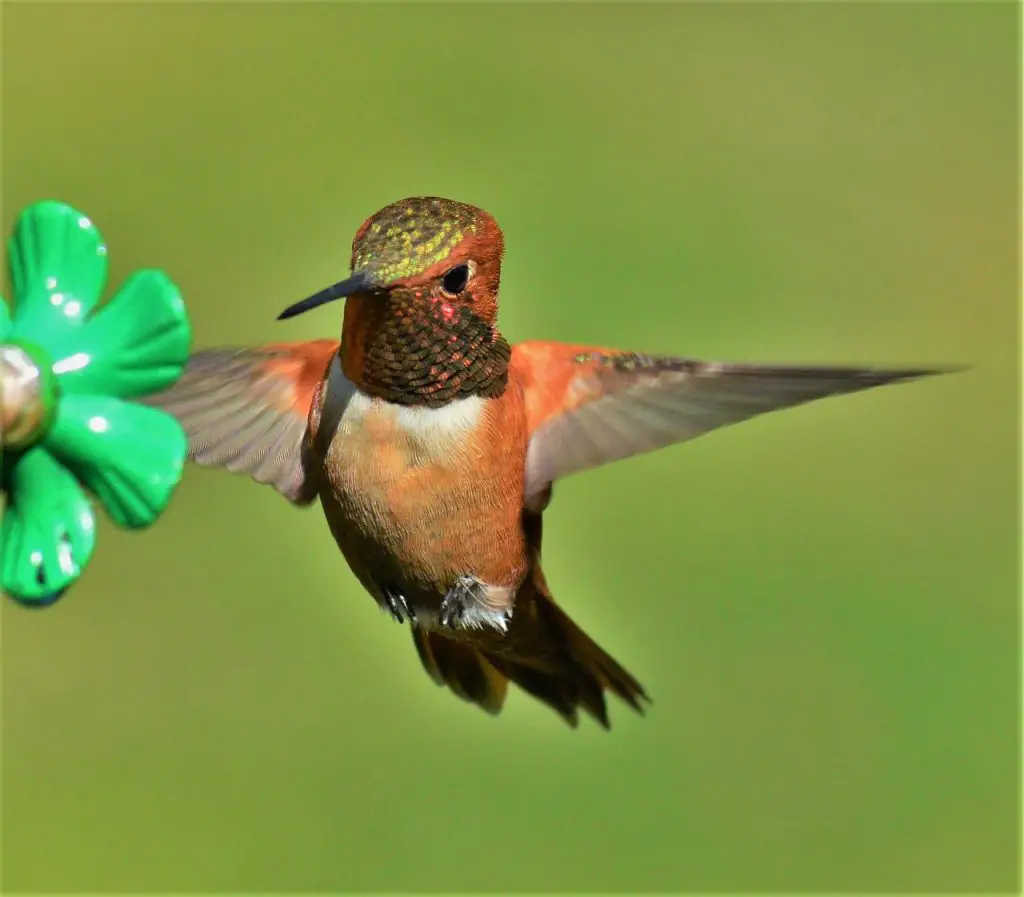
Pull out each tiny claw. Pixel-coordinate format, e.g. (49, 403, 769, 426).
(382, 585, 416, 624)
(439, 577, 476, 629)
(438, 575, 513, 633)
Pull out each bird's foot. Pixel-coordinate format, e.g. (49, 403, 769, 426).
(438, 575, 513, 634)
(382, 585, 417, 624)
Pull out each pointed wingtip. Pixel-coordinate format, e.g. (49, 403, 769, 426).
(889, 363, 971, 384)
(845, 363, 968, 390)
(919, 363, 971, 376)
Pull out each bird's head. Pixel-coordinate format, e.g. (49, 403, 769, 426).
(278, 196, 504, 326)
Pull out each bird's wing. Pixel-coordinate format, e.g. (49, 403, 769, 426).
(512, 340, 946, 507)
(140, 339, 340, 505)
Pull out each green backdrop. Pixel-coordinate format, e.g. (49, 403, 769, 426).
(2, 2, 1018, 892)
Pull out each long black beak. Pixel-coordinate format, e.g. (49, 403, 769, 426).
(277, 270, 376, 320)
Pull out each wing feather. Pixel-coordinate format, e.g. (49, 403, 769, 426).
(140, 339, 339, 504)
(512, 341, 950, 504)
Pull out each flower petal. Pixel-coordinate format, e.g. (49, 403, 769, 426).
(47, 270, 192, 397)
(45, 394, 186, 529)
(6, 201, 108, 345)
(1, 446, 96, 603)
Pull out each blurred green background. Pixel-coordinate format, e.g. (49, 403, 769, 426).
(1, 2, 1018, 892)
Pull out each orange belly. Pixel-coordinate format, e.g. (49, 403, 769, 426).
(310, 363, 529, 612)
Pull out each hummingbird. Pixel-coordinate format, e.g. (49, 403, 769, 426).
(146, 196, 948, 728)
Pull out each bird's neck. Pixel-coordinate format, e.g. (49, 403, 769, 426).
(339, 294, 511, 408)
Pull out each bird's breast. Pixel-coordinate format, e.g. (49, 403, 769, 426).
(310, 357, 528, 603)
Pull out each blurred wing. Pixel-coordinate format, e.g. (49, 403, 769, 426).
(513, 341, 946, 506)
(141, 339, 339, 505)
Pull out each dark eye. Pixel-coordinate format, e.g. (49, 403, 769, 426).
(441, 264, 470, 296)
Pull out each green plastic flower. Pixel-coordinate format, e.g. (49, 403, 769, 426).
(0, 201, 191, 605)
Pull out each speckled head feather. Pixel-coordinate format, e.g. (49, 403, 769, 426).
(350, 197, 481, 287)
(277, 196, 502, 322)
(300, 196, 512, 406)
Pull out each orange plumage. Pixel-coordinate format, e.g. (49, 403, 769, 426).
(146, 196, 948, 728)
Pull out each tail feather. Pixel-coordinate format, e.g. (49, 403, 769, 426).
(411, 626, 508, 715)
(530, 588, 649, 718)
(410, 567, 649, 728)
(486, 653, 610, 728)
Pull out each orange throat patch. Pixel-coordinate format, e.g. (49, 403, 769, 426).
(340, 294, 511, 407)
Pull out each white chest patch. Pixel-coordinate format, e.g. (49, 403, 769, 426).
(321, 356, 485, 462)
(391, 395, 486, 443)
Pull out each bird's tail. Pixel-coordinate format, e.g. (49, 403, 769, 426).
(410, 565, 649, 728)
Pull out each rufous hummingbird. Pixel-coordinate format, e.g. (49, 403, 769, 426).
(147, 196, 948, 728)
